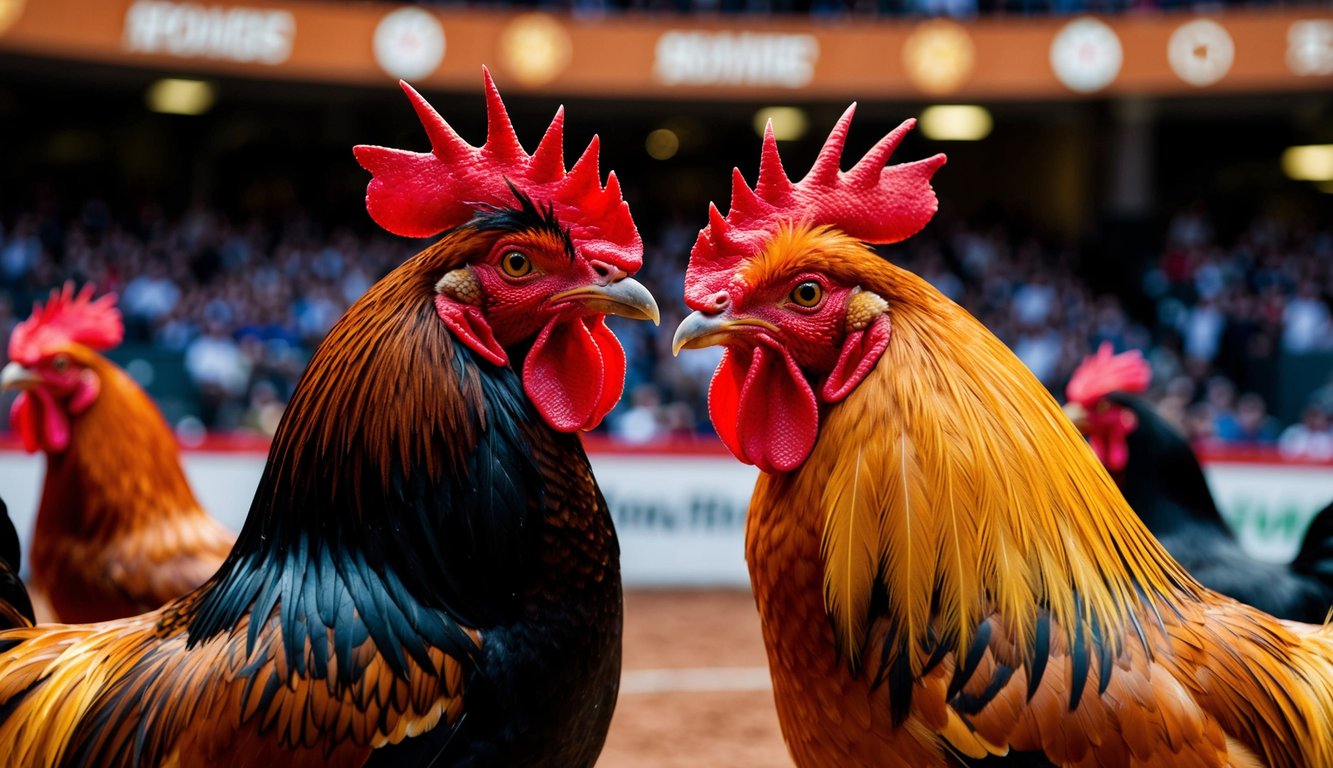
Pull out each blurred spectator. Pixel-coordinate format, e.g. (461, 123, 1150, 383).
(1214, 393, 1280, 446)
(1278, 405, 1333, 461)
(185, 322, 251, 426)
(1282, 282, 1332, 353)
(611, 384, 667, 444)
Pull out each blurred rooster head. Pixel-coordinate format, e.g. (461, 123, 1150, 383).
(672, 106, 945, 472)
(1064, 343, 1152, 473)
(354, 68, 658, 432)
(3, 283, 124, 453)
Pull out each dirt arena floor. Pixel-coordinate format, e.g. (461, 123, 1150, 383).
(601, 589, 794, 767)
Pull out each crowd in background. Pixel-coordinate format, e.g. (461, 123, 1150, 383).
(0, 196, 1330, 457)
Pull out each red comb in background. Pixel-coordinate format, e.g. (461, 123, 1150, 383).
(353, 68, 642, 273)
(9, 283, 124, 364)
(1066, 342, 1152, 407)
(685, 105, 946, 305)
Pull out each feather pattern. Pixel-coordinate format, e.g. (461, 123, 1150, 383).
(731, 223, 1333, 766)
(820, 444, 879, 668)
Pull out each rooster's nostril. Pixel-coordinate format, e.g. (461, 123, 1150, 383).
(589, 260, 626, 284)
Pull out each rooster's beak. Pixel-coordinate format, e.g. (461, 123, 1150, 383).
(0, 362, 39, 391)
(554, 277, 660, 326)
(672, 310, 778, 356)
(1063, 402, 1089, 433)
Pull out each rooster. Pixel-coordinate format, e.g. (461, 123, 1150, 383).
(1065, 343, 1333, 623)
(0, 497, 34, 629)
(0, 70, 658, 766)
(672, 109, 1333, 766)
(1, 283, 236, 623)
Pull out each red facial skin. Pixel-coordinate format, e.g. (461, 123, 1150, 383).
(434, 225, 653, 433)
(687, 268, 887, 474)
(9, 349, 102, 454)
(1081, 400, 1138, 475)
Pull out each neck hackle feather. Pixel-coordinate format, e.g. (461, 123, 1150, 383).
(804, 244, 1203, 675)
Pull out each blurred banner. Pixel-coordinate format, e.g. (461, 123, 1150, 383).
(0, 1, 1329, 99)
(0, 443, 1328, 587)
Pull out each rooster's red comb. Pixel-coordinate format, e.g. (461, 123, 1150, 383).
(353, 68, 641, 272)
(1066, 342, 1152, 408)
(9, 282, 123, 364)
(685, 105, 946, 305)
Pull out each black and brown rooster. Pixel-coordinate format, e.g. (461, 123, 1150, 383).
(1065, 343, 1333, 623)
(0, 70, 657, 767)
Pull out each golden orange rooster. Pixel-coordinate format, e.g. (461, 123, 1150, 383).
(672, 110, 1333, 767)
(1, 283, 235, 623)
(0, 70, 657, 766)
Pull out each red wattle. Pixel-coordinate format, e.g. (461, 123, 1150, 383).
(586, 317, 626, 429)
(11, 388, 71, 453)
(524, 316, 625, 432)
(708, 343, 819, 473)
(11, 393, 37, 454)
(707, 349, 746, 460)
(33, 386, 70, 452)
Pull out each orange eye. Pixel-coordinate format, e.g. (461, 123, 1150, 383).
(51, 355, 70, 372)
(789, 281, 823, 308)
(500, 250, 533, 278)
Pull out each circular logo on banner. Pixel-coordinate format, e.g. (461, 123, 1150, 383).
(499, 13, 572, 87)
(373, 7, 446, 81)
(1168, 19, 1234, 87)
(902, 20, 975, 96)
(1050, 18, 1123, 93)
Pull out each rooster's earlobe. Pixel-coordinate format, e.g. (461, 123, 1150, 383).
(822, 311, 890, 404)
(434, 271, 507, 366)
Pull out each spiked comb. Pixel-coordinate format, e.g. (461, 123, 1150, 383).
(353, 68, 641, 272)
(9, 283, 123, 364)
(1066, 342, 1151, 407)
(686, 106, 946, 305)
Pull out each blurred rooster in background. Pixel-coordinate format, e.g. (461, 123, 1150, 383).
(0, 497, 34, 629)
(0, 70, 657, 766)
(1065, 343, 1333, 623)
(1, 283, 234, 623)
(673, 110, 1333, 766)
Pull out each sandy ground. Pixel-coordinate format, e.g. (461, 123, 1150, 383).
(600, 589, 794, 767)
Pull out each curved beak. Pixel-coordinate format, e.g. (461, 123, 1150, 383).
(1063, 402, 1089, 433)
(672, 310, 750, 356)
(553, 277, 660, 326)
(0, 362, 39, 392)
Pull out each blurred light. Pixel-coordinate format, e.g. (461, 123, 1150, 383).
(919, 105, 992, 141)
(146, 79, 216, 116)
(753, 107, 808, 141)
(646, 128, 680, 161)
(1282, 145, 1333, 182)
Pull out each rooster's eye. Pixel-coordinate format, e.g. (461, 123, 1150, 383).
(500, 251, 533, 278)
(789, 281, 824, 309)
(51, 355, 70, 372)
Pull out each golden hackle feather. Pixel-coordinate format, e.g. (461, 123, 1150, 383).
(819, 444, 880, 667)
